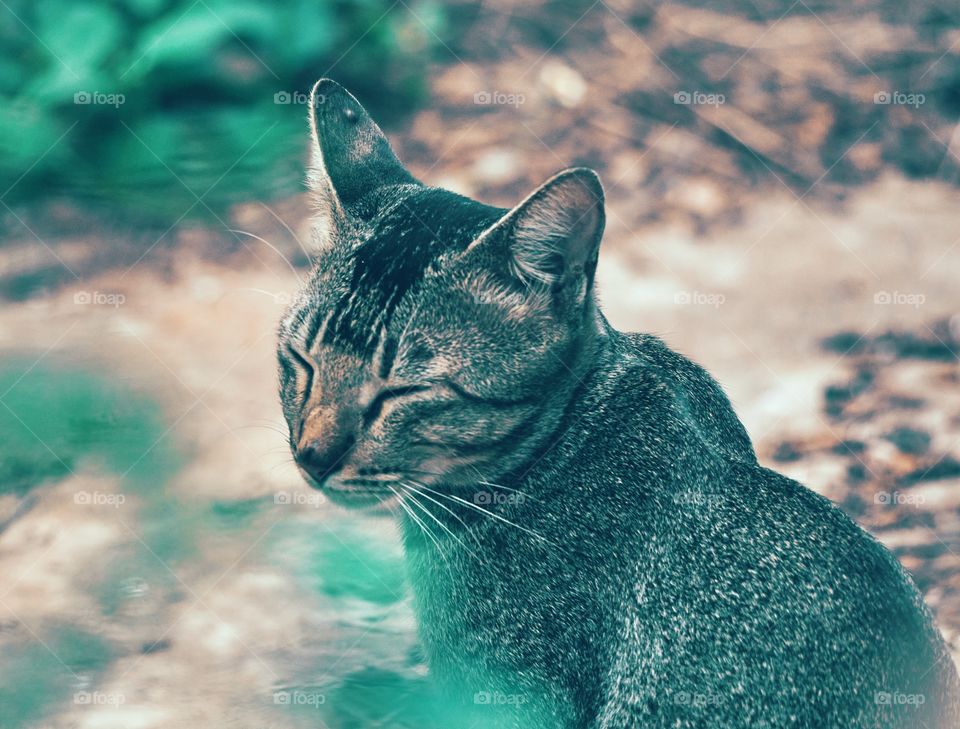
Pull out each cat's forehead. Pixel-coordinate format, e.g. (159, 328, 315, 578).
(364, 187, 502, 252)
(300, 187, 503, 361)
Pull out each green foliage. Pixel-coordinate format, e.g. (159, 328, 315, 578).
(1, 0, 444, 224)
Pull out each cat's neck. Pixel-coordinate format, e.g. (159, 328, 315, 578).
(397, 310, 616, 545)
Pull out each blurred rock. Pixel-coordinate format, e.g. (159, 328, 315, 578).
(539, 60, 587, 108)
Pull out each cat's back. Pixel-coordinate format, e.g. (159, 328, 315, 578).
(602, 462, 959, 728)
(625, 332, 756, 462)
(589, 333, 960, 728)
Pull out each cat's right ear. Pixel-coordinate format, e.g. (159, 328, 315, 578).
(306, 79, 417, 249)
(462, 168, 605, 316)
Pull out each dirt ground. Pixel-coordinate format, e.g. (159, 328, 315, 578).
(1, 3, 959, 727)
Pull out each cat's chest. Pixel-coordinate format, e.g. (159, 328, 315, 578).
(405, 524, 608, 662)
(402, 527, 611, 728)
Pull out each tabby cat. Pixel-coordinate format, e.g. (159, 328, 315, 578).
(277, 79, 960, 728)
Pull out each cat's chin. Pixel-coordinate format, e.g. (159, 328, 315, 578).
(322, 488, 396, 511)
(300, 471, 398, 511)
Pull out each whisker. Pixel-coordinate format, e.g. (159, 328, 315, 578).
(246, 418, 293, 428)
(401, 484, 487, 565)
(264, 445, 294, 454)
(228, 228, 304, 285)
(408, 482, 557, 548)
(388, 485, 453, 572)
(404, 467, 536, 502)
(402, 481, 485, 549)
(258, 201, 312, 261)
(231, 423, 290, 437)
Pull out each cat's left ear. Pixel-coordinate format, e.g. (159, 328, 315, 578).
(306, 78, 418, 250)
(466, 167, 605, 310)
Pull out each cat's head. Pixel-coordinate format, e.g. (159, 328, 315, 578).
(278, 79, 606, 507)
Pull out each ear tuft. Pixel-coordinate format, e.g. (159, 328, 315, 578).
(466, 167, 605, 296)
(306, 80, 346, 251)
(458, 168, 605, 316)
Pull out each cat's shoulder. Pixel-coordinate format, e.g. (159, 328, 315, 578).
(597, 330, 757, 465)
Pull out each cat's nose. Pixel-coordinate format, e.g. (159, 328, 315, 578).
(296, 433, 356, 486)
(295, 404, 358, 485)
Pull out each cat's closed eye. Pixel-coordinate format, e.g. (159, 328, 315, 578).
(362, 384, 431, 427)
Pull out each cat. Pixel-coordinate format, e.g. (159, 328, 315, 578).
(277, 78, 960, 728)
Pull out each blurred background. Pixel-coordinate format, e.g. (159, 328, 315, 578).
(1, 0, 959, 726)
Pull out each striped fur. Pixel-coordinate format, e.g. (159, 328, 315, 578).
(277, 80, 960, 728)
